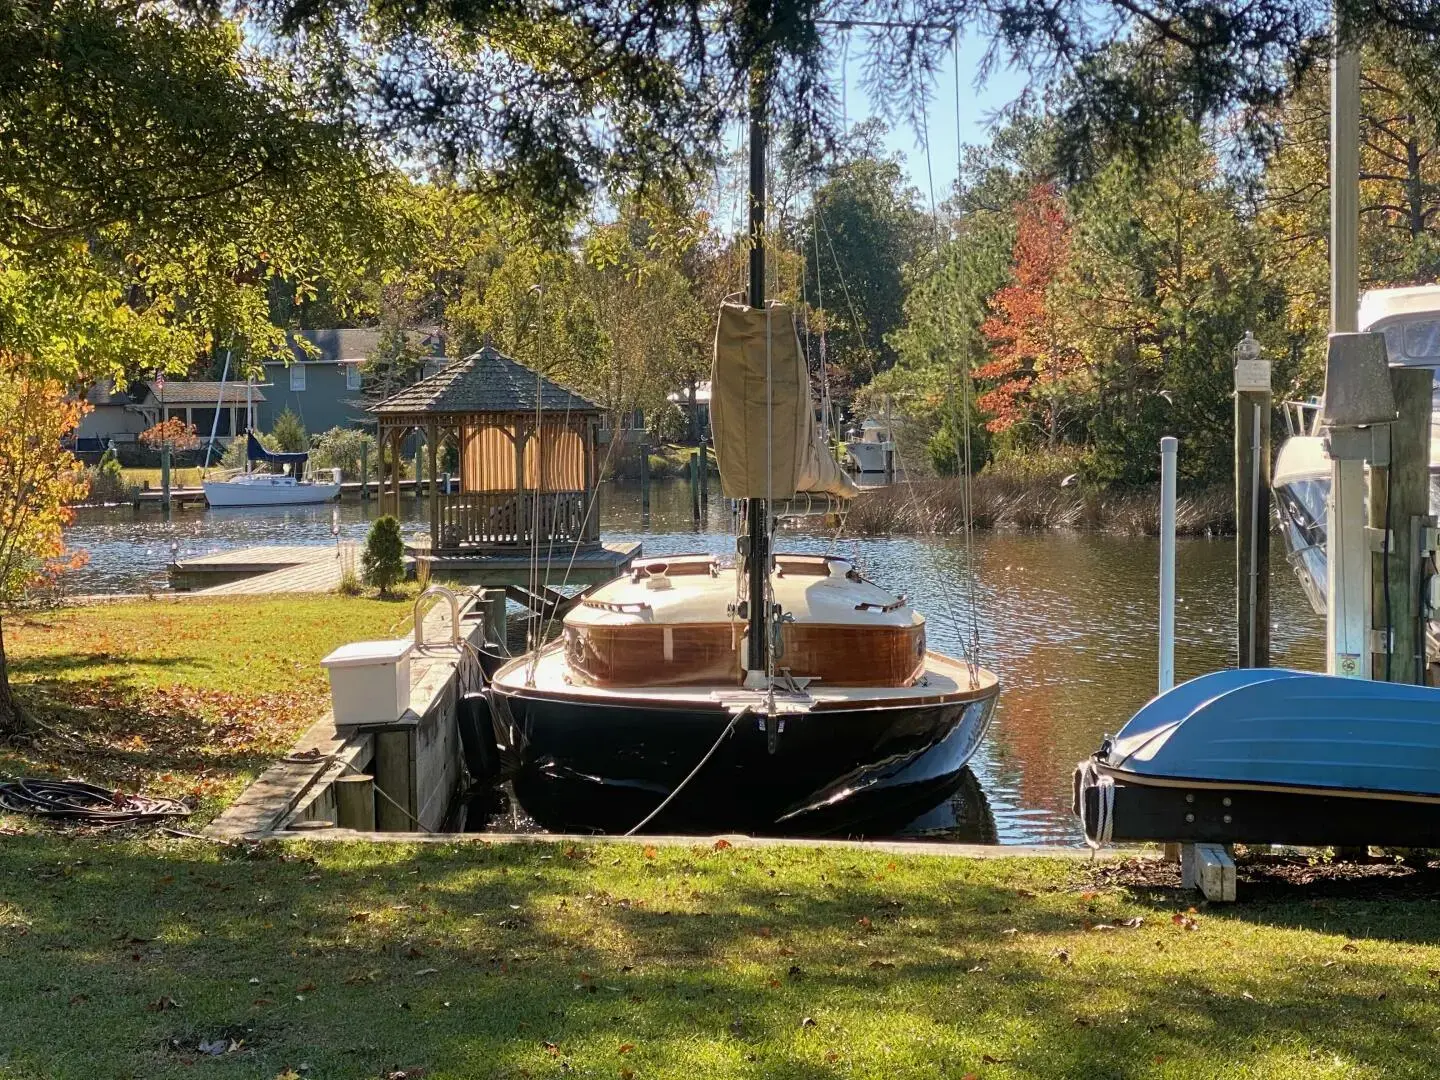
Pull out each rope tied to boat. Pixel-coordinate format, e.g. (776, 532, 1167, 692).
(1077, 760, 1115, 850)
(624, 707, 751, 837)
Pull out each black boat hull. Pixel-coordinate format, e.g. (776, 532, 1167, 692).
(1075, 765, 1440, 848)
(489, 687, 996, 836)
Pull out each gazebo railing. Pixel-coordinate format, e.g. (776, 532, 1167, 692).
(435, 490, 596, 550)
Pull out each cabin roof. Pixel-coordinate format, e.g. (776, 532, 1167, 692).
(371, 346, 600, 416)
(1359, 285, 1440, 330)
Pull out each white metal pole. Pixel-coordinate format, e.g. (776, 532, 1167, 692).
(1159, 436, 1178, 693)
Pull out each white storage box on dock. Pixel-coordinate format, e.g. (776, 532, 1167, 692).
(320, 639, 414, 726)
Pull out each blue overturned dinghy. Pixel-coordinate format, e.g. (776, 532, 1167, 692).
(1074, 668, 1440, 847)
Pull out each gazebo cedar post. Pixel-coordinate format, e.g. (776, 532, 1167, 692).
(427, 418, 439, 553)
(584, 415, 598, 541)
(513, 415, 528, 546)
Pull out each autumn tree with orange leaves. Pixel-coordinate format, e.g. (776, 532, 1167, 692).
(976, 183, 1085, 449)
(0, 356, 91, 738)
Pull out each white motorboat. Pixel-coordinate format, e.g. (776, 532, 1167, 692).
(1273, 285, 1440, 615)
(843, 418, 895, 473)
(203, 433, 340, 507)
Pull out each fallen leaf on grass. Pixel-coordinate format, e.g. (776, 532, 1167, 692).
(621, 1071, 634, 1080)
(253, 998, 274, 1006)
(982, 1054, 1011, 1064)
(67, 993, 88, 1006)
(146, 995, 179, 1011)
(824, 1051, 840, 1063)
(1171, 911, 1199, 931)
(384, 1070, 426, 1080)
(1052, 949, 1070, 964)
(856, 916, 872, 930)
(868, 960, 894, 969)
(642, 846, 657, 860)
(1000, 927, 1019, 936)
(1341, 942, 1359, 953)
(296, 981, 317, 993)
(1088, 916, 1144, 932)
(801, 1017, 816, 1029)
(543, 1042, 561, 1057)
(713, 838, 733, 851)
(413, 968, 439, 977)
(348, 911, 371, 923)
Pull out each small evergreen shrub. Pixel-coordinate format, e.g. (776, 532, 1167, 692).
(362, 515, 405, 597)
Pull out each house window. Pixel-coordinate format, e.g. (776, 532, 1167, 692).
(345, 363, 362, 391)
(290, 363, 307, 392)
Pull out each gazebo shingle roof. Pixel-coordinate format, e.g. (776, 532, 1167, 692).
(371, 346, 599, 416)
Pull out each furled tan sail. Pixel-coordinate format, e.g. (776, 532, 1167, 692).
(711, 300, 858, 500)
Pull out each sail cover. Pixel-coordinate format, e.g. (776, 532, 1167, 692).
(711, 301, 857, 501)
(247, 431, 309, 476)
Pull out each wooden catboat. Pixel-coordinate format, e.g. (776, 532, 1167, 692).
(483, 71, 998, 836)
(489, 554, 999, 834)
(1074, 668, 1440, 847)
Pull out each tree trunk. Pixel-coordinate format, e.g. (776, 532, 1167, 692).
(0, 618, 24, 742)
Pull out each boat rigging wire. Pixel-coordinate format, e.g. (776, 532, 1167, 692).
(623, 708, 750, 835)
(0, 778, 190, 828)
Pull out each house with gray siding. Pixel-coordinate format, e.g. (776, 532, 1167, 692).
(257, 328, 448, 438)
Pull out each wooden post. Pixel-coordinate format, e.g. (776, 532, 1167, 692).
(641, 443, 650, 518)
(334, 773, 375, 831)
(689, 450, 700, 523)
(428, 420, 440, 553)
(414, 435, 423, 501)
(360, 440, 369, 500)
(373, 730, 414, 832)
(1234, 333, 1271, 668)
(1373, 367, 1432, 683)
(699, 439, 710, 510)
(160, 442, 172, 517)
(480, 588, 508, 648)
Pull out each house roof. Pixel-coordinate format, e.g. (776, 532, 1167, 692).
(372, 346, 600, 416)
(264, 327, 447, 365)
(143, 380, 266, 405)
(84, 382, 137, 406)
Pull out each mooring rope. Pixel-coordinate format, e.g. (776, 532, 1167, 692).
(624, 708, 749, 836)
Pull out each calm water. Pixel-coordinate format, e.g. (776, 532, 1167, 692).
(63, 481, 1325, 845)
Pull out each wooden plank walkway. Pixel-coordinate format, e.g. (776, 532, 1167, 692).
(169, 545, 345, 594)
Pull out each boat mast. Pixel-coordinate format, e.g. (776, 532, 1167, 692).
(745, 65, 769, 680)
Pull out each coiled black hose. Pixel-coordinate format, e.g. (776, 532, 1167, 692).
(0, 778, 191, 827)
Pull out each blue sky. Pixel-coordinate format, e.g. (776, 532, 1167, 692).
(839, 31, 1033, 201)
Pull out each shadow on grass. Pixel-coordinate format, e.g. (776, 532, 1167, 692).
(3, 837, 1440, 1078)
(13, 652, 206, 682)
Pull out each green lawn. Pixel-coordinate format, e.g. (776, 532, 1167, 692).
(2, 837, 1439, 1079)
(1, 596, 419, 820)
(5, 599, 1440, 1078)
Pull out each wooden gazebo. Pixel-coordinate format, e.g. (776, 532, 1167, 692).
(372, 346, 603, 553)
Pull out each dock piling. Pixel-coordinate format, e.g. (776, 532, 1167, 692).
(639, 439, 650, 522)
(334, 773, 376, 831)
(360, 442, 370, 501)
(689, 450, 701, 524)
(1372, 367, 1432, 682)
(1233, 332, 1271, 668)
(1159, 436, 1178, 693)
(374, 730, 415, 831)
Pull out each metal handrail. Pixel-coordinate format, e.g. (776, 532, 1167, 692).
(413, 585, 461, 650)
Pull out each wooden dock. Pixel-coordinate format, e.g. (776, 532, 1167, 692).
(168, 539, 642, 596)
(133, 476, 456, 509)
(168, 545, 345, 594)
